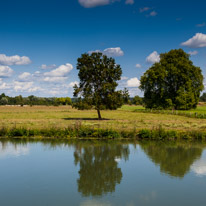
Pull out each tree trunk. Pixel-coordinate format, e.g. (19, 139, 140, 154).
(97, 109, 102, 120)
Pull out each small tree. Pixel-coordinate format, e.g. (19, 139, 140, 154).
(73, 52, 129, 119)
(140, 49, 204, 110)
(0, 97, 8, 105)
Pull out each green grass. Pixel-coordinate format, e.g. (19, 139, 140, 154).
(0, 125, 206, 140)
(0, 105, 206, 139)
(120, 104, 206, 119)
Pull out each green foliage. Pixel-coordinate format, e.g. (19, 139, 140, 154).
(73, 52, 129, 119)
(131, 95, 143, 105)
(140, 49, 204, 110)
(0, 97, 8, 105)
(55, 97, 72, 105)
(200, 93, 206, 102)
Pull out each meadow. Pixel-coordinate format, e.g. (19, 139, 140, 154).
(0, 105, 206, 134)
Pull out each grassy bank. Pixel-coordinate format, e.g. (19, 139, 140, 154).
(0, 125, 206, 140)
(0, 105, 206, 140)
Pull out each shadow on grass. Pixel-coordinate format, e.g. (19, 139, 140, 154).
(63, 118, 111, 121)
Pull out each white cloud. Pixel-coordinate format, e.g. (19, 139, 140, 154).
(18, 72, 32, 81)
(139, 7, 151, 13)
(125, 0, 134, 5)
(0, 82, 11, 90)
(78, 0, 110, 8)
(43, 77, 68, 82)
(28, 86, 42, 93)
(89, 47, 124, 57)
(40, 64, 56, 69)
(13, 81, 34, 92)
(46, 88, 68, 96)
(135, 64, 141, 68)
(44, 63, 73, 77)
(103, 47, 124, 57)
(0, 54, 31, 65)
(188, 51, 198, 56)
(0, 66, 13, 77)
(181, 33, 206, 48)
(149, 11, 157, 17)
(196, 23, 205, 28)
(127, 77, 140, 87)
(12, 81, 41, 93)
(146, 51, 160, 64)
(68, 81, 79, 88)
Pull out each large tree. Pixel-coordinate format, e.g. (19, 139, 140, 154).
(73, 52, 129, 119)
(140, 49, 204, 110)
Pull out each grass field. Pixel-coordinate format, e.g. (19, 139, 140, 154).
(0, 105, 206, 133)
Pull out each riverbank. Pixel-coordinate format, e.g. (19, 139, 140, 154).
(0, 105, 206, 140)
(0, 125, 206, 141)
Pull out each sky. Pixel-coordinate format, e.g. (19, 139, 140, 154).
(0, 0, 206, 97)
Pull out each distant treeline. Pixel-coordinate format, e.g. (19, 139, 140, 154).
(0, 93, 72, 106)
(0, 93, 144, 106)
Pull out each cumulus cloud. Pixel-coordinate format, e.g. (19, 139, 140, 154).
(125, 0, 134, 5)
(44, 63, 73, 77)
(0, 66, 13, 77)
(181, 33, 206, 48)
(127, 77, 140, 87)
(78, 0, 110, 8)
(12, 81, 42, 93)
(18, 72, 32, 82)
(13, 81, 34, 92)
(146, 51, 160, 64)
(0, 82, 11, 90)
(40, 64, 56, 69)
(135, 64, 141, 68)
(103, 47, 124, 57)
(188, 50, 198, 56)
(0, 54, 31, 65)
(89, 47, 124, 57)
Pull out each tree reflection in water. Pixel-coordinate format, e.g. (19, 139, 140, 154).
(140, 141, 203, 178)
(74, 143, 130, 197)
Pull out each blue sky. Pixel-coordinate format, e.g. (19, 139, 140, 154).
(0, 0, 206, 97)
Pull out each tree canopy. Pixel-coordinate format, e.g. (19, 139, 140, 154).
(73, 52, 129, 119)
(140, 49, 204, 110)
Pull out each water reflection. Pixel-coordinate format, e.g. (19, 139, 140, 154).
(74, 143, 130, 196)
(191, 152, 206, 176)
(0, 141, 29, 158)
(139, 141, 203, 178)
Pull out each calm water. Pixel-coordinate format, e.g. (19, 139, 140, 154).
(0, 140, 206, 206)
